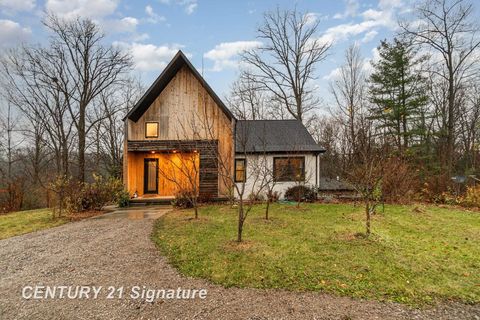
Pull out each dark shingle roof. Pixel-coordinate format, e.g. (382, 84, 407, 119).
(235, 120, 325, 153)
(318, 177, 354, 191)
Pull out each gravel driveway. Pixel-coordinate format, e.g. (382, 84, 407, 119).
(0, 208, 478, 320)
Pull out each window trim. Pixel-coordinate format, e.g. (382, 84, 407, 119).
(234, 158, 247, 182)
(145, 121, 159, 138)
(273, 156, 305, 182)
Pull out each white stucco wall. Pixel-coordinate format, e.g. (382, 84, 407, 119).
(234, 153, 320, 199)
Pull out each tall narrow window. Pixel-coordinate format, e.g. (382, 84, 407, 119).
(235, 159, 246, 182)
(273, 157, 305, 182)
(145, 122, 159, 138)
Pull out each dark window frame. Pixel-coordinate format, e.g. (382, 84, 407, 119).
(145, 121, 159, 138)
(273, 156, 305, 182)
(234, 158, 247, 182)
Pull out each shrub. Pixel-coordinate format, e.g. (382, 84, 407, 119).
(284, 185, 316, 202)
(50, 175, 80, 217)
(248, 192, 265, 202)
(266, 190, 280, 202)
(459, 185, 480, 207)
(198, 192, 213, 204)
(55, 175, 126, 213)
(381, 157, 419, 204)
(82, 175, 124, 211)
(116, 189, 130, 208)
(171, 190, 195, 209)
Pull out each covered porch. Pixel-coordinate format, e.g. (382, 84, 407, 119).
(124, 140, 220, 200)
(126, 151, 199, 198)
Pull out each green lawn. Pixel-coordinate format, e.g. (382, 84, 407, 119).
(0, 209, 67, 240)
(152, 203, 480, 305)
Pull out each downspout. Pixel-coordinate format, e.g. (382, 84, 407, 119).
(315, 153, 318, 188)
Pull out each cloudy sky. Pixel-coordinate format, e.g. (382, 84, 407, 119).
(0, 0, 414, 105)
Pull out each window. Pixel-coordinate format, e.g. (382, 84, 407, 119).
(234, 159, 246, 182)
(273, 157, 305, 182)
(145, 122, 159, 138)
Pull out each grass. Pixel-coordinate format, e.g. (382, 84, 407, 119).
(0, 209, 67, 240)
(152, 203, 480, 305)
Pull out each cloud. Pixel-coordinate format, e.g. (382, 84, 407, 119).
(102, 17, 138, 33)
(333, 0, 359, 19)
(45, 0, 142, 35)
(132, 33, 150, 42)
(45, 0, 118, 19)
(323, 58, 373, 81)
(185, 2, 197, 15)
(304, 12, 329, 26)
(204, 40, 262, 72)
(319, 0, 404, 45)
(0, 0, 35, 13)
(158, 0, 198, 15)
(145, 5, 166, 23)
(0, 19, 31, 47)
(113, 42, 186, 71)
(361, 30, 378, 43)
(323, 67, 342, 81)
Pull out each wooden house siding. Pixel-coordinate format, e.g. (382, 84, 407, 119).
(124, 65, 234, 198)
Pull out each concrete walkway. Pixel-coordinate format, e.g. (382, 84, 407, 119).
(94, 205, 172, 220)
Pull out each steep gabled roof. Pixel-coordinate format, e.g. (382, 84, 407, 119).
(124, 50, 234, 122)
(235, 120, 325, 153)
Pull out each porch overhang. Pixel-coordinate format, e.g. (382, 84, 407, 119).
(127, 140, 217, 152)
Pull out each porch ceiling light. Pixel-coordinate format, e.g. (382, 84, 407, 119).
(150, 151, 156, 154)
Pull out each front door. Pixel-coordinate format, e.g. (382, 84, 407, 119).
(144, 158, 158, 194)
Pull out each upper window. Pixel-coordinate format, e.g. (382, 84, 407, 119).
(273, 157, 305, 182)
(234, 159, 246, 182)
(145, 122, 159, 138)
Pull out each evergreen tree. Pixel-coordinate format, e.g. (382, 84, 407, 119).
(369, 38, 429, 153)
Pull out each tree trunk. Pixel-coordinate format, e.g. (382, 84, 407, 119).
(237, 202, 244, 242)
(194, 206, 198, 219)
(265, 200, 270, 220)
(446, 55, 455, 177)
(365, 200, 371, 236)
(77, 105, 86, 183)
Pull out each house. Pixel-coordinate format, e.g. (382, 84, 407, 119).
(234, 120, 325, 198)
(123, 51, 325, 201)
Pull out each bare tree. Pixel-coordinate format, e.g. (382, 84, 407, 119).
(241, 7, 331, 121)
(458, 82, 480, 171)
(0, 46, 75, 177)
(344, 136, 386, 237)
(159, 150, 201, 219)
(43, 14, 132, 182)
(231, 122, 270, 241)
(226, 71, 268, 120)
(157, 111, 205, 219)
(199, 102, 270, 241)
(91, 78, 143, 177)
(0, 103, 25, 211)
(330, 44, 367, 163)
(400, 0, 480, 173)
(307, 114, 344, 176)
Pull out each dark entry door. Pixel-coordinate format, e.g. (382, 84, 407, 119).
(144, 158, 158, 194)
